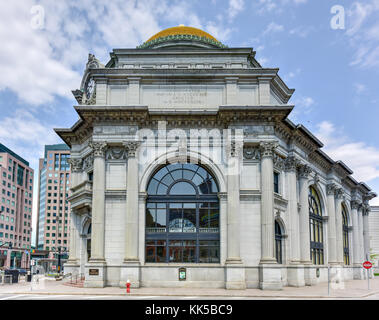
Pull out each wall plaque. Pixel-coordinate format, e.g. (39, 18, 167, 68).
(89, 268, 99, 276)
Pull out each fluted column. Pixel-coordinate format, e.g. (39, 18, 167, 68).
(88, 141, 107, 262)
(326, 183, 337, 264)
(259, 141, 278, 264)
(225, 139, 242, 264)
(358, 204, 364, 262)
(362, 205, 370, 261)
(285, 156, 300, 263)
(66, 158, 82, 264)
(335, 188, 344, 264)
(351, 201, 360, 265)
(298, 164, 312, 264)
(123, 141, 141, 262)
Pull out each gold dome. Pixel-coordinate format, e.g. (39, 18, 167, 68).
(146, 25, 219, 43)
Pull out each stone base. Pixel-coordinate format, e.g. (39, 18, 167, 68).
(259, 263, 283, 290)
(225, 260, 246, 290)
(63, 260, 80, 276)
(353, 265, 364, 280)
(119, 260, 141, 288)
(304, 265, 318, 286)
(287, 264, 305, 287)
(84, 260, 107, 288)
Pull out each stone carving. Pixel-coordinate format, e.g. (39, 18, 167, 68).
(259, 141, 278, 158)
(298, 164, 312, 178)
(67, 158, 83, 173)
(86, 53, 100, 69)
(284, 156, 298, 172)
(89, 141, 107, 157)
(82, 154, 94, 171)
(124, 141, 141, 158)
(335, 188, 344, 199)
(85, 88, 96, 105)
(326, 183, 337, 195)
(106, 147, 127, 160)
(351, 200, 360, 210)
(273, 153, 285, 170)
(243, 146, 260, 160)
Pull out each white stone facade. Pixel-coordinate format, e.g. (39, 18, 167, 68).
(56, 29, 376, 290)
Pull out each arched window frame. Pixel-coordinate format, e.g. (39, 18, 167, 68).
(275, 220, 284, 264)
(309, 186, 324, 265)
(145, 163, 220, 264)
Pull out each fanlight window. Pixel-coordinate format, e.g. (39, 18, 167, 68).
(309, 186, 324, 265)
(145, 163, 220, 263)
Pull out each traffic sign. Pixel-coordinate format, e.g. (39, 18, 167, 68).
(363, 261, 372, 269)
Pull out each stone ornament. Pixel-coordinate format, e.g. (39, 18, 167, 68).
(273, 153, 285, 170)
(67, 158, 83, 173)
(124, 141, 141, 158)
(82, 154, 94, 171)
(351, 200, 360, 210)
(226, 140, 243, 158)
(326, 183, 337, 195)
(284, 156, 298, 172)
(335, 188, 344, 199)
(259, 141, 278, 158)
(243, 146, 260, 160)
(297, 164, 312, 178)
(89, 141, 107, 157)
(106, 147, 128, 160)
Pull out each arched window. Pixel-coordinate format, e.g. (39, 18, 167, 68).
(309, 186, 324, 265)
(342, 205, 350, 265)
(275, 221, 283, 264)
(145, 163, 220, 263)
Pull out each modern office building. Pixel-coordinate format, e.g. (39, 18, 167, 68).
(56, 26, 377, 289)
(0, 143, 33, 269)
(369, 206, 379, 272)
(36, 144, 71, 268)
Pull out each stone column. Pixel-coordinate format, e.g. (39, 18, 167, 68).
(85, 141, 107, 288)
(225, 137, 245, 290)
(351, 200, 363, 279)
(298, 164, 314, 285)
(258, 141, 282, 290)
(362, 205, 370, 261)
(65, 158, 82, 269)
(358, 205, 365, 262)
(120, 141, 141, 288)
(334, 188, 344, 264)
(326, 183, 337, 264)
(285, 156, 304, 287)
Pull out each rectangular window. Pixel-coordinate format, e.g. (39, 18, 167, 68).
(274, 172, 280, 194)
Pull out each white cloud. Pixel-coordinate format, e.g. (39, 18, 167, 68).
(354, 83, 367, 94)
(263, 22, 284, 35)
(346, 0, 379, 69)
(288, 95, 315, 123)
(228, 0, 245, 20)
(315, 121, 379, 183)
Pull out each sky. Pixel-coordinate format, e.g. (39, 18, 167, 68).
(0, 0, 379, 246)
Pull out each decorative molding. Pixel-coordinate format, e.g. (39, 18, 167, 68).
(243, 146, 260, 160)
(335, 188, 344, 199)
(89, 141, 107, 158)
(351, 200, 360, 210)
(298, 164, 312, 178)
(273, 153, 285, 170)
(326, 183, 337, 196)
(68, 158, 83, 173)
(284, 156, 298, 172)
(124, 141, 141, 158)
(82, 153, 94, 171)
(106, 146, 128, 160)
(259, 141, 278, 158)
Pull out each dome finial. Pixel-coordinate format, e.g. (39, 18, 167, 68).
(179, 24, 185, 27)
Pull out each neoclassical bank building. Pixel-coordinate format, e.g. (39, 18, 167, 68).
(56, 26, 377, 290)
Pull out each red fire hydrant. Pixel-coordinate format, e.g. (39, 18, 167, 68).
(126, 279, 130, 293)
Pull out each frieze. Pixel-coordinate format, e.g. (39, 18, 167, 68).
(106, 146, 128, 160)
(243, 146, 260, 160)
(82, 153, 94, 171)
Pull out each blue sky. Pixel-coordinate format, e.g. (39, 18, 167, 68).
(0, 0, 379, 245)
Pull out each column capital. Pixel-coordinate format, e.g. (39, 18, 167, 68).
(297, 164, 312, 179)
(68, 158, 83, 172)
(259, 141, 278, 158)
(123, 141, 141, 158)
(326, 183, 337, 195)
(334, 188, 344, 200)
(351, 200, 360, 210)
(284, 155, 299, 172)
(89, 141, 107, 158)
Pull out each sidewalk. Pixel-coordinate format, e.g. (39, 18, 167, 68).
(1, 276, 378, 299)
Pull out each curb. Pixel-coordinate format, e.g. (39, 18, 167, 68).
(1, 290, 379, 299)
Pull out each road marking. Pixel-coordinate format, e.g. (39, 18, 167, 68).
(0, 295, 27, 300)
